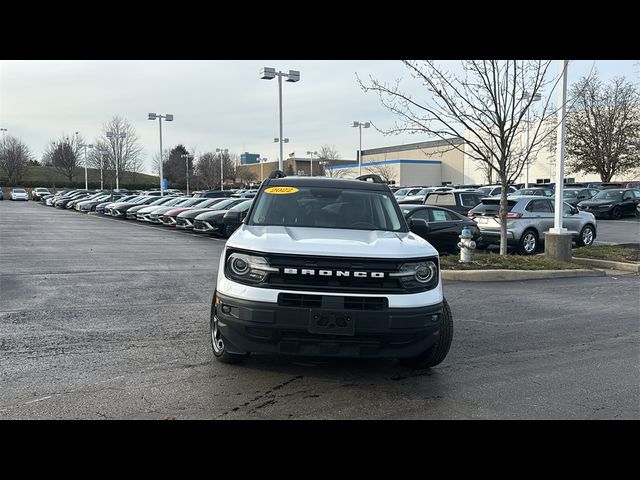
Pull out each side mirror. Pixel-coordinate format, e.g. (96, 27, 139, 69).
(409, 218, 431, 235)
(571, 206, 579, 215)
(240, 210, 248, 221)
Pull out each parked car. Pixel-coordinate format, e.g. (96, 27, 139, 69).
(31, 187, 51, 201)
(474, 185, 517, 197)
(577, 189, 640, 219)
(67, 192, 107, 210)
(422, 190, 484, 216)
(125, 195, 177, 219)
(53, 190, 91, 208)
(221, 199, 254, 236)
(174, 198, 233, 230)
(135, 196, 191, 221)
(95, 195, 138, 214)
(107, 196, 157, 217)
(396, 186, 454, 205)
(10, 188, 29, 201)
(160, 198, 213, 226)
(193, 190, 234, 199)
(622, 181, 640, 189)
(394, 187, 425, 202)
(400, 204, 482, 255)
(192, 199, 251, 235)
(0, 189, 3, 200)
(468, 196, 597, 254)
(510, 187, 554, 197)
(561, 188, 600, 207)
(76, 193, 125, 212)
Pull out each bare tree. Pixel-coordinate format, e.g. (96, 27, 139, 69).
(236, 167, 257, 186)
(364, 155, 396, 183)
(359, 60, 567, 255)
(87, 115, 144, 188)
(0, 135, 32, 184)
(566, 75, 639, 182)
(42, 134, 81, 182)
(195, 152, 218, 189)
(317, 144, 348, 178)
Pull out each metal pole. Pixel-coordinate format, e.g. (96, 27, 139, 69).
(310, 152, 313, 176)
(220, 153, 224, 191)
(278, 73, 283, 171)
(186, 156, 190, 196)
(260, 158, 264, 183)
(84, 144, 88, 190)
(158, 116, 164, 195)
(551, 60, 568, 233)
(100, 155, 104, 190)
(358, 124, 362, 177)
(115, 136, 120, 191)
(525, 107, 530, 189)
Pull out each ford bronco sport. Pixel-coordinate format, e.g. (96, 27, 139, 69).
(211, 172, 453, 368)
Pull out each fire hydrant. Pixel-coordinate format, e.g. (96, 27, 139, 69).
(458, 226, 476, 263)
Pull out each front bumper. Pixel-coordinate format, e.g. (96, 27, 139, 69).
(193, 220, 222, 233)
(214, 291, 444, 358)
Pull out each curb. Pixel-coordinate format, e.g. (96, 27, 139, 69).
(441, 268, 605, 282)
(572, 257, 640, 273)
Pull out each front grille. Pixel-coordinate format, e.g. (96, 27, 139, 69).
(250, 252, 424, 294)
(194, 220, 207, 229)
(278, 293, 388, 311)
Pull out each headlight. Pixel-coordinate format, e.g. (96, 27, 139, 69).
(389, 259, 439, 290)
(225, 252, 278, 284)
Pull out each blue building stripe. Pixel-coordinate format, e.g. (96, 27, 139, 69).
(326, 159, 442, 170)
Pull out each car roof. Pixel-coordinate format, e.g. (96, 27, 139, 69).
(265, 176, 390, 191)
(427, 189, 477, 194)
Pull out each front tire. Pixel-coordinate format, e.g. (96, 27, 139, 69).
(210, 298, 247, 364)
(576, 224, 595, 247)
(611, 206, 621, 220)
(398, 299, 453, 369)
(517, 228, 538, 255)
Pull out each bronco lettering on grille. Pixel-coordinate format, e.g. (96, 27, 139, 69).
(282, 268, 385, 278)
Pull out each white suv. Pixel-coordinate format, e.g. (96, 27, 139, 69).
(211, 172, 453, 368)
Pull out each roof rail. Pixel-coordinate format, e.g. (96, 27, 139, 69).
(355, 174, 384, 184)
(268, 170, 287, 179)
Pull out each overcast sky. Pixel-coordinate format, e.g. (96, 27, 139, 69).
(1, 60, 637, 175)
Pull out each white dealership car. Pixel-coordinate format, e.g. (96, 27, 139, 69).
(10, 188, 29, 201)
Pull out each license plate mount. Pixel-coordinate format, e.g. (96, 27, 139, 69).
(308, 310, 355, 336)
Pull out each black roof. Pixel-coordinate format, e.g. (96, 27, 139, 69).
(265, 176, 391, 192)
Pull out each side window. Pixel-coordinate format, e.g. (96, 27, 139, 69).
(527, 199, 552, 212)
(425, 194, 438, 205)
(493, 187, 502, 195)
(563, 202, 573, 215)
(633, 190, 640, 199)
(409, 209, 429, 221)
(428, 208, 454, 222)
(460, 194, 480, 207)
(436, 194, 456, 206)
(622, 191, 634, 200)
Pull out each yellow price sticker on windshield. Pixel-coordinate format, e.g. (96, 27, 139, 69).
(265, 187, 299, 194)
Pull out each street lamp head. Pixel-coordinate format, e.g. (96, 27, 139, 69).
(216, 148, 228, 154)
(283, 138, 289, 143)
(148, 113, 157, 120)
(165, 114, 174, 122)
(363, 122, 370, 128)
(352, 121, 360, 127)
(260, 67, 276, 80)
(88, 144, 94, 148)
(286, 70, 300, 82)
(274, 138, 279, 143)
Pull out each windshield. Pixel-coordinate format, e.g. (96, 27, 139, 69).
(209, 199, 239, 210)
(563, 190, 579, 198)
(593, 190, 623, 201)
(149, 197, 173, 206)
(394, 188, 409, 196)
(514, 189, 541, 196)
(250, 186, 405, 232)
(475, 187, 492, 194)
(14, 189, 26, 193)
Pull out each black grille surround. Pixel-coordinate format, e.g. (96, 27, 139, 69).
(225, 248, 439, 294)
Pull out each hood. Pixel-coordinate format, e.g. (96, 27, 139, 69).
(146, 205, 179, 215)
(110, 201, 139, 209)
(227, 225, 438, 259)
(579, 199, 618, 207)
(165, 207, 193, 216)
(194, 210, 228, 222)
(127, 204, 151, 213)
(178, 207, 219, 218)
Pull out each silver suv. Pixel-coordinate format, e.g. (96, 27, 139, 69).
(468, 196, 597, 254)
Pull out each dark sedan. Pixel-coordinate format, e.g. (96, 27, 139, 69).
(561, 188, 599, 207)
(577, 189, 640, 219)
(192, 199, 251, 236)
(400, 204, 482, 255)
(95, 195, 138, 214)
(107, 196, 157, 217)
(221, 199, 253, 236)
(174, 198, 233, 230)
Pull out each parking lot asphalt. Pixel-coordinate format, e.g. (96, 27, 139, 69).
(594, 217, 639, 245)
(1, 201, 639, 419)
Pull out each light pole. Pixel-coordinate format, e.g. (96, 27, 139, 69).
(551, 60, 569, 235)
(148, 113, 174, 195)
(306, 150, 318, 176)
(181, 153, 193, 195)
(1, 128, 7, 145)
(100, 153, 107, 190)
(259, 157, 268, 183)
(260, 67, 300, 171)
(106, 131, 126, 191)
(352, 121, 370, 176)
(216, 148, 228, 190)
(78, 143, 94, 190)
(522, 91, 542, 188)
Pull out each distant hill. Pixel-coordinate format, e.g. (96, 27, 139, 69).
(0, 165, 159, 189)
